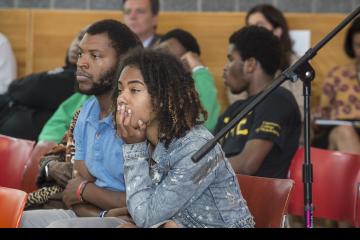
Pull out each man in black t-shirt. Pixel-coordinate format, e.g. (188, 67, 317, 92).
(214, 26, 301, 179)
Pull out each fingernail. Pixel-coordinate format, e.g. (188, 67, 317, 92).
(117, 104, 121, 111)
(128, 109, 131, 114)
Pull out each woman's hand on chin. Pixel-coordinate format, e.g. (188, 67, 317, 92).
(116, 104, 147, 144)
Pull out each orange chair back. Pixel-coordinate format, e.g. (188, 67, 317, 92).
(288, 147, 360, 226)
(21, 141, 56, 193)
(0, 135, 35, 189)
(236, 174, 294, 228)
(0, 187, 27, 228)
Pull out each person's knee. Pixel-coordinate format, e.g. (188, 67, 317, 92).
(46, 219, 72, 228)
(20, 211, 31, 228)
(20, 210, 46, 228)
(20, 209, 77, 228)
(330, 125, 358, 141)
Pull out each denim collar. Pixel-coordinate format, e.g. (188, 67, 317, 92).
(150, 141, 168, 164)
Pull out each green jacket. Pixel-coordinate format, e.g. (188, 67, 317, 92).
(192, 67, 220, 132)
(38, 92, 90, 143)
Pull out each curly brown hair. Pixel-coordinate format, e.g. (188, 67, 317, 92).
(112, 48, 207, 148)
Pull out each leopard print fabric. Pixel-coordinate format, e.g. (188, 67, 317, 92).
(25, 109, 81, 209)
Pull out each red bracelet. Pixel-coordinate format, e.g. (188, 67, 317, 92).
(76, 180, 89, 202)
(80, 181, 90, 202)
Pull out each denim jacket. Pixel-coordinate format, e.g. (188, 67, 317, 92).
(123, 125, 255, 228)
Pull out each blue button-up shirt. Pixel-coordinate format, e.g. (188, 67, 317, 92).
(74, 97, 125, 192)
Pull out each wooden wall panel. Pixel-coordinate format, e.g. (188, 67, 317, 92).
(0, 9, 30, 78)
(31, 10, 120, 73)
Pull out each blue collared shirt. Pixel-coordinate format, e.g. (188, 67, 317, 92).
(74, 97, 125, 192)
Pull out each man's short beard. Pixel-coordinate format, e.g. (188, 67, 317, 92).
(75, 66, 117, 96)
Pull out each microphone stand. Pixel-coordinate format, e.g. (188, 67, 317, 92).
(192, 6, 360, 228)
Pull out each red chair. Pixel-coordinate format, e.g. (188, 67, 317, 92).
(236, 174, 294, 228)
(0, 186, 27, 228)
(0, 135, 35, 189)
(21, 141, 56, 193)
(355, 179, 360, 227)
(288, 147, 360, 227)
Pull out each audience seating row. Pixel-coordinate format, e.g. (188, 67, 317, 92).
(0, 133, 294, 228)
(1, 134, 359, 228)
(242, 147, 360, 228)
(0, 134, 54, 192)
(0, 135, 55, 228)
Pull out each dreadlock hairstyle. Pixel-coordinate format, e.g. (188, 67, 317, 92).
(113, 48, 207, 148)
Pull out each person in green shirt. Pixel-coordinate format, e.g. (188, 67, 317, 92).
(156, 28, 220, 132)
(38, 92, 90, 143)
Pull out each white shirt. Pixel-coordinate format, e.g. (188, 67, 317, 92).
(142, 35, 154, 48)
(0, 33, 17, 94)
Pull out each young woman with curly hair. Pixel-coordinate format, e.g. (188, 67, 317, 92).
(113, 48, 254, 228)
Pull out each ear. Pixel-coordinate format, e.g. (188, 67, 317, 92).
(152, 15, 158, 29)
(244, 58, 257, 73)
(273, 27, 283, 38)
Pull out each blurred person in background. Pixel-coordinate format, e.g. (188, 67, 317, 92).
(314, 16, 360, 155)
(122, 0, 161, 48)
(0, 29, 85, 141)
(0, 32, 17, 94)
